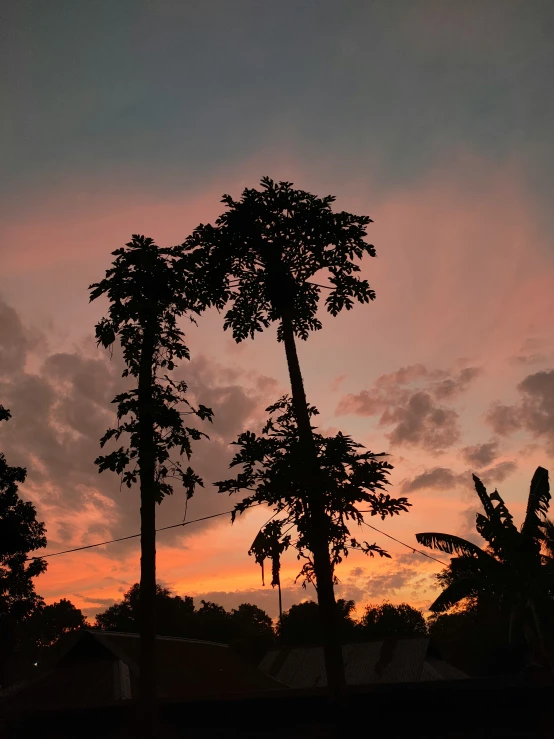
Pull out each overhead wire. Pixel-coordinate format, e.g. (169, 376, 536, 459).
(359, 518, 448, 566)
(30, 504, 263, 560)
(30, 504, 448, 568)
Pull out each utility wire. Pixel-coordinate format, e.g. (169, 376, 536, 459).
(30, 504, 448, 568)
(30, 505, 263, 560)
(359, 518, 448, 567)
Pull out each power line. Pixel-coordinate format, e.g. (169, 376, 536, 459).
(359, 518, 448, 567)
(31, 504, 448, 568)
(31, 505, 262, 560)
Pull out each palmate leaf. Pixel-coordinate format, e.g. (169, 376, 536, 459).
(183, 178, 376, 344)
(471, 474, 518, 558)
(216, 395, 407, 585)
(521, 466, 550, 540)
(90, 235, 213, 504)
(472, 474, 497, 520)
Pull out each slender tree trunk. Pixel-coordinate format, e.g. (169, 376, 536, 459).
(281, 310, 347, 704)
(137, 316, 157, 738)
(277, 577, 283, 624)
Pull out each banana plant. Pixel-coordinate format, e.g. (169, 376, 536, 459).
(417, 467, 553, 667)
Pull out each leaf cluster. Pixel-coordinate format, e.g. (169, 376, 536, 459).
(0, 406, 47, 620)
(215, 396, 410, 585)
(89, 236, 213, 502)
(183, 177, 376, 342)
(416, 467, 554, 614)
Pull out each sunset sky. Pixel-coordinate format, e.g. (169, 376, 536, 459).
(1, 0, 553, 621)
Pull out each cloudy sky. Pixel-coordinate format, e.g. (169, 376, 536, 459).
(1, 0, 553, 620)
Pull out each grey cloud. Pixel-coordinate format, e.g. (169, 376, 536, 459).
(461, 440, 500, 468)
(518, 370, 554, 435)
(0, 300, 280, 560)
(0, 300, 30, 375)
(458, 507, 485, 546)
(510, 338, 550, 366)
(383, 391, 460, 452)
(361, 568, 422, 601)
(512, 353, 549, 366)
(74, 594, 117, 607)
(486, 370, 554, 451)
(479, 460, 518, 485)
(0, 297, 47, 376)
(401, 467, 469, 493)
(431, 367, 482, 399)
(401, 458, 516, 494)
(337, 364, 481, 453)
(486, 403, 524, 437)
(395, 552, 431, 567)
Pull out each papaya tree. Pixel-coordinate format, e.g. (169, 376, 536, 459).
(416, 467, 554, 669)
(184, 177, 379, 701)
(215, 396, 409, 692)
(90, 236, 213, 736)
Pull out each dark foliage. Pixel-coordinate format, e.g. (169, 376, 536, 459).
(0, 406, 47, 686)
(90, 235, 213, 502)
(27, 598, 87, 650)
(90, 235, 214, 733)
(216, 396, 410, 586)
(428, 599, 522, 677)
(95, 583, 195, 636)
(417, 467, 554, 667)
(278, 599, 358, 645)
(94, 584, 274, 662)
(183, 177, 385, 699)
(183, 176, 377, 343)
(359, 602, 427, 639)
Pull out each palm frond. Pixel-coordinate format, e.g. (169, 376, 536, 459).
(522, 467, 550, 539)
(472, 474, 496, 519)
(416, 532, 491, 559)
(489, 489, 516, 529)
(473, 475, 517, 556)
(429, 577, 483, 612)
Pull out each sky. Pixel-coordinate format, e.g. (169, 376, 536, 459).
(1, 0, 553, 621)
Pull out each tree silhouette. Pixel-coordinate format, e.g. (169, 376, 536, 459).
(358, 602, 427, 639)
(417, 467, 553, 669)
(216, 395, 409, 687)
(28, 598, 87, 650)
(428, 599, 518, 676)
(95, 583, 195, 636)
(0, 405, 47, 687)
(90, 236, 213, 736)
(95, 584, 274, 659)
(229, 603, 274, 663)
(185, 177, 380, 700)
(278, 599, 358, 646)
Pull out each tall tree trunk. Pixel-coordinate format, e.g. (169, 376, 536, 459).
(281, 310, 347, 704)
(137, 316, 157, 738)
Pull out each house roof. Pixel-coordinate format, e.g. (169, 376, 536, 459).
(10, 630, 284, 709)
(259, 638, 467, 688)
